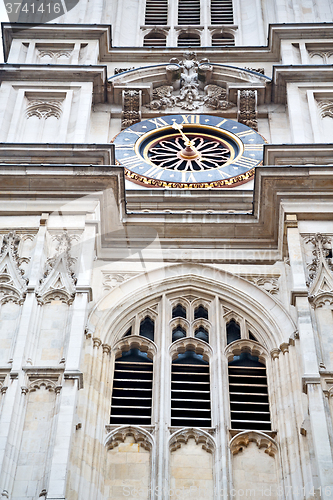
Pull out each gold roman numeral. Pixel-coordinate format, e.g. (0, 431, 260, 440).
(232, 157, 258, 168)
(235, 130, 256, 138)
(180, 115, 201, 124)
(144, 166, 164, 179)
(148, 117, 169, 128)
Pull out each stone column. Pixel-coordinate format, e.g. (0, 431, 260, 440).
(286, 215, 333, 494)
(47, 224, 95, 499)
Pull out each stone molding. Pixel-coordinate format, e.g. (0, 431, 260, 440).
(36, 232, 78, 306)
(169, 427, 216, 454)
(28, 378, 62, 394)
(169, 336, 213, 362)
(102, 271, 138, 291)
(317, 99, 333, 119)
(241, 274, 280, 295)
(0, 231, 28, 305)
(104, 425, 154, 451)
(230, 431, 278, 457)
(112, 336, 157, 360)
(225, 339, 268, 364)
(26, 98, 63, 120)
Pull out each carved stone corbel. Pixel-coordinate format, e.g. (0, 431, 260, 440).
(237, 89, 258, 131)
(121, 89, 142, 129)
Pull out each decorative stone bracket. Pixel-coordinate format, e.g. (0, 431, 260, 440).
(237, 89, 258, 131)
(121, 89, 142, 129)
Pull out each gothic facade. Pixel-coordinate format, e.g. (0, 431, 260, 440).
(0, 1, 333, 499)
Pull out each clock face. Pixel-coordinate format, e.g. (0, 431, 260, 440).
(113, 114, 265, 188)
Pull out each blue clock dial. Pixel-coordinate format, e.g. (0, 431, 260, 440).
(112, 114, 265, 188)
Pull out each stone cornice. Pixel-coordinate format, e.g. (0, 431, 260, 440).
(0, 166, 332, 258)
(264, 144, 333, 166)
(273, 66, 333, 104)
(0, 64, 107, 104)
(0, 143, 115, 166)
(3, 23, 333, 64)
(2, 23, 112, 63)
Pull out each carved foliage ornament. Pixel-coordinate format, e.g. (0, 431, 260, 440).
(121, 90, 142, 129)
(0, 232, 28, 305)
(146, 51, 233, 112)
(237, 89, 258, 131)
(36, 232, 78, 305)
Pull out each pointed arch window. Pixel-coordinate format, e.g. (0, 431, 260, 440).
(194, 304, 208, 319)
(172, 303, 187, 319)
(110, 348, 153, 425)
(226, 319, 241, 344)
(140, 316, 155, 341)
(171, 350, 211, 427)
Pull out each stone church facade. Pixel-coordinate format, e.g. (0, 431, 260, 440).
(0, 1, 333, 499)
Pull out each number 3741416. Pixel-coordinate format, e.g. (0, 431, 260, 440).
(5, 2, 62, 14)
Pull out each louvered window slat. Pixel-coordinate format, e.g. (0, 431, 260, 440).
(145, 0, 168, 25)
(178, 33, 201, 46)
(171, 358, 211, 427)
(178, 0, 200, 25)
(110, 358, 153, 425)
(211, 0, 234, 24)
(212, 33, 235, 46)
(144, 32, 167, 47)
(228, 364, 272, 432)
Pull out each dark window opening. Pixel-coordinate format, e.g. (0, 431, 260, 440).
(211, 0, 234, 24)
(228, 352, 271, 432)
(139, 317, 155, 341)
(145, 0, 168, 25)
(172, 326, 187, 342)
(178, 0, 200, 24)
(211, 32, 235, 46)
(143, 31, 167, 47)
(194, 326, 209, 343)
(194, 305, 208, 320)
(110, 348, 153, 425)
(177, 32, 201, 47)
(171, 350, 211, 427)
(226, 320, 241, 344)
(124, 327, 132, 337)
(172, 304, 187, 319)
(249, 331, 258, 342)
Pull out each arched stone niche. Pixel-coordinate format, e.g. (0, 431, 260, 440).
(169, 428, 215, 500)
(230, 431, 279, 500)
(104, 426, 154, 500)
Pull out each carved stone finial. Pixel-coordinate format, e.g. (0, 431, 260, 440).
(36, 232, 77, 306)
(304, 233, 333, 308)
(0, 231, 28, 305)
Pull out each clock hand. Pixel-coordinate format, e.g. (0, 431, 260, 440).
(172, 122, 198, 153)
